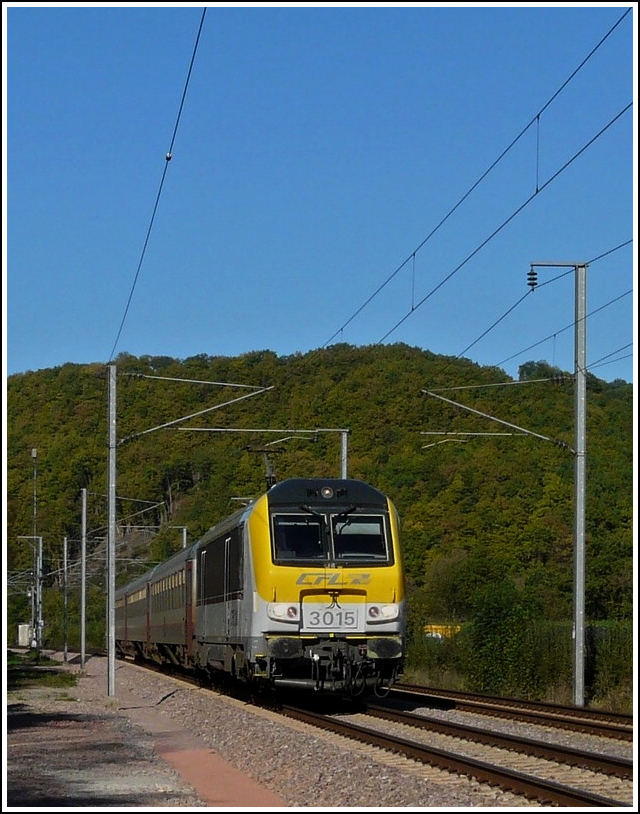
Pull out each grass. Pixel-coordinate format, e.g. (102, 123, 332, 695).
(6, 649, 78, 692)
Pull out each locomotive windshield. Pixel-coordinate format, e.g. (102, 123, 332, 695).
(332, 515, 387, 560)
(272, 512, 390, 564)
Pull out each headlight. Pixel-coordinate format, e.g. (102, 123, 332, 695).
(367, 603, 399, 621)
(267, 603, 300, 622)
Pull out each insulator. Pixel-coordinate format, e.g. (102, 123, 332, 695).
(527, 270, 538, 290)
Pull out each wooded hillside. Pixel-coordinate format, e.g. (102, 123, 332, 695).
(6, 343, 633, 628)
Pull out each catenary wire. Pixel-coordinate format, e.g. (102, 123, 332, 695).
(88, 10, 207, 459)
(106, 8, 207, 364)
(447, 241, 632, 376)
(496, 284, 632, 369)
(374, 103, 631, 347)
(417, 240, 631, 386)
(320, 8, 632, 351)
(588, 345, 633, 372)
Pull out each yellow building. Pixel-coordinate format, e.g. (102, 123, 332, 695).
(423, 623, 462, 639)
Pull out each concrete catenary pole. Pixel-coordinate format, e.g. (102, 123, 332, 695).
(36, 536, 43, 656)
(107, 364, 117, 696)
(340, 430, 349, 479)
(63, 536, 68, 665)
(530, 260, 588, 707)
(81, 487, 87, 669)
(31, 448, 37, 647)
(573, 263, 587, 707)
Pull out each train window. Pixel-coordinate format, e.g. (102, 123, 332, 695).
(332, 515, 389, 561)
(273, 515, 326, 562)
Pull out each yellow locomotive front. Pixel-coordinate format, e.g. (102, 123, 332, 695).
(247, 478, 405, 695)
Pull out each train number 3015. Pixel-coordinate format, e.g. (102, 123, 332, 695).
(305, 609, 359, 629)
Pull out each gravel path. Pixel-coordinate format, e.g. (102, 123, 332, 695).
(5, 651, 283, 808)
(6, 670, 208, 808)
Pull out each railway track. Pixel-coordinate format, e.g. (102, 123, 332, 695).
(364, 702, 633, 778)
(280, 703, 634, 807)
(391, 684, 634, 740)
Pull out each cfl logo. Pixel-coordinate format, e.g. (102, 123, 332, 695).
(296, 573, 371, 586)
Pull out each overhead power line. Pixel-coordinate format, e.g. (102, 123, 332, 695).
(320, 9, 631, 351)
(445, 239, 633, 380)
(588, 344, 633, 371)
(375, 104, 631, 348)
(497, 283, 632, 369)
(107, 9, 207, 363)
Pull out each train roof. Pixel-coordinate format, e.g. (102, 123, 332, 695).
(265, 477, 389, 506)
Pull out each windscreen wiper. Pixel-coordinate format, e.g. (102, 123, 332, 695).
(334, 505, 357, 519)
(299, 503, 323, 518)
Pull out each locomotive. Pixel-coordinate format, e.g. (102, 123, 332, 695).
(115, 477, 405, 695)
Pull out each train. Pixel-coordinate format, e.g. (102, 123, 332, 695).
(115, 477, 406, 696)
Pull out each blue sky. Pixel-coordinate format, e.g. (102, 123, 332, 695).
(4, 3, 636, 383)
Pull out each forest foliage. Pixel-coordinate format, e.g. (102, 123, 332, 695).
(6, 344, 633, 634)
